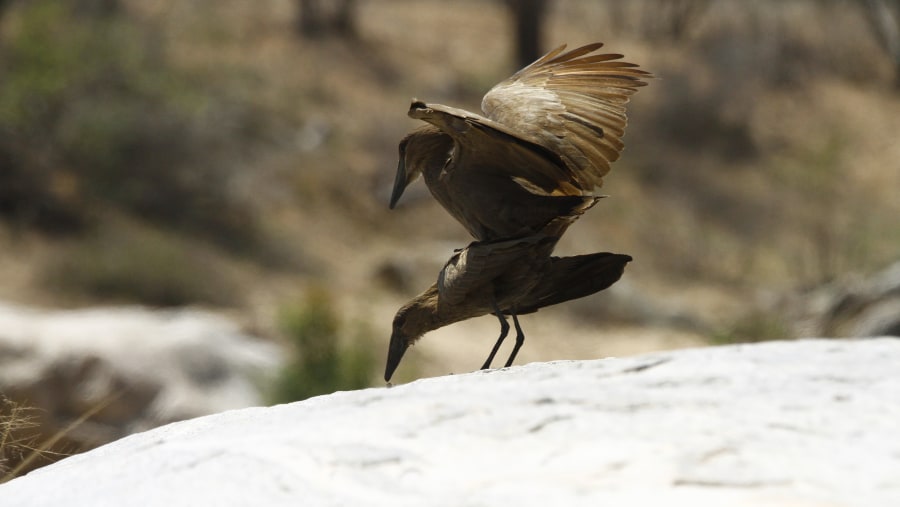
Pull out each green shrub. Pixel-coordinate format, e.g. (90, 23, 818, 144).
(270, 289, 378, 403)
(44, 223, 239, 307)
(0, 0, 261, 250)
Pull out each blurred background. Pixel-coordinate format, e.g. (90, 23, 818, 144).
(1, 0, 899, 478)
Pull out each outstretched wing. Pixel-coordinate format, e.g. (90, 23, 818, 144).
(482, 43, 650, 190)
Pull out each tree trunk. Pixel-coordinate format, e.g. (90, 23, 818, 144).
(297, 0, 323, 37)
(506, 0, 548, 69)
(863, 0, 900, 87)
(296, 0, 357, 39)
(333, 0, 357, 38)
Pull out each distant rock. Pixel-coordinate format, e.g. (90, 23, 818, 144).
(2, 338, 898, 506)
(786, 260, 900, 337)
(0, 303, 282, 471)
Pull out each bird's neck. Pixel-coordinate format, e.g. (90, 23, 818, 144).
(410, 127, 453, 180)
(404, 284, 478, 336)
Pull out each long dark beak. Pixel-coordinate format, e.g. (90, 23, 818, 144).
(384, 331, 410, 382)
(389, 157, 407, 209)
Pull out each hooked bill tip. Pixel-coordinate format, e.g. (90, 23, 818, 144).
(389, 185, 404, 209)
(384, 361, 399, 383)
(385, 333, 410, 382)
(389, 157, 407, 209)
(389, 186, 403, 210)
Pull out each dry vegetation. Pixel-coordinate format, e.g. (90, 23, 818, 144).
(1, 0, 898, 377)
(0, 396, 42, 481)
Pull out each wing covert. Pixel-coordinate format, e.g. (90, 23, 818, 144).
(437, 235, 547, 306)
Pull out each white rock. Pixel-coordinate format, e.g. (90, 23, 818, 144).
(0, 303, 282, 442)
(2, 338, 898, 506)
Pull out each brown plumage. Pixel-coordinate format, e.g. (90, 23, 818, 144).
(385, 43, 647, 381)
(384, 218, 632, 382)
(390, 42, 650, 241)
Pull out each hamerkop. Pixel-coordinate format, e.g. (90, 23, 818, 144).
(385, 43, 647, 381)
(390, 42, 650, 241)
(384, 217, 632, 382)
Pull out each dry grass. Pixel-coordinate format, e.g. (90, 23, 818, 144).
(0, 396, 44, 481)
(0, 392, 124, 482)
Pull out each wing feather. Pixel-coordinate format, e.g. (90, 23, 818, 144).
(481, 43, 651, 190)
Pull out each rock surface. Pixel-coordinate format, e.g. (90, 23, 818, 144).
(0, 303, 282, 467)
(786, 260, 900, 338)
(2, 338, 898, 506)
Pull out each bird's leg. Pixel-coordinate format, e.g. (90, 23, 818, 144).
(480, 299, 509, 370)
(503, 313, 525, 368)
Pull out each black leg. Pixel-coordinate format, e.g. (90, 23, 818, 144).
(503, 313, 525, 368)
(481, 305, 510, 370)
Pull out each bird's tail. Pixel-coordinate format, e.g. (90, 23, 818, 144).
(516, 252, 632, 314)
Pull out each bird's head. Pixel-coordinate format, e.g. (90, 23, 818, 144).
(385, 317, 414, 383)
(389, 124, 451, 209)
(384, 287, 439, 382)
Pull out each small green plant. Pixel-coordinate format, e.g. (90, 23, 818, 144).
(270, 289, 378, 403)
(711, 310, 791, 345)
